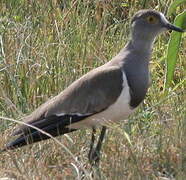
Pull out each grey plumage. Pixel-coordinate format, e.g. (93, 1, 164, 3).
(4, 9, 184, 156)
(12, 66, 123, 137)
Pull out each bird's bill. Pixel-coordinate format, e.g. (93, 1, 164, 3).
(164, 23, 185, 32)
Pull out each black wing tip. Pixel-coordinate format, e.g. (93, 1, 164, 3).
(5, 139, 25, 150)
(4, 114, 88, 151)
(4, 127, 77, 151)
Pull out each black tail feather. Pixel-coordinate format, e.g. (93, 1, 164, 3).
(6, 127, 76, 150)
(5, 114, 90, 150)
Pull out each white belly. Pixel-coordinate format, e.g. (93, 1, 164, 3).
(68, 73, 136, 129)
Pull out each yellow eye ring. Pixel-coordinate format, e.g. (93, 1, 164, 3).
(146, 15, 159, 24)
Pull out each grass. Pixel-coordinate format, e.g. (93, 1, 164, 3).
(0, 0, 186, 179)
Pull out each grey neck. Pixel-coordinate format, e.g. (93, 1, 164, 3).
(128, 30, 156, 54)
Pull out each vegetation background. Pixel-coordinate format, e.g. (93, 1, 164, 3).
(0, 0, 185, 179)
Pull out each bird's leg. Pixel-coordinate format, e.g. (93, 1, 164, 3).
(88, 126, 107, 166)
(88, 127, 96, 160)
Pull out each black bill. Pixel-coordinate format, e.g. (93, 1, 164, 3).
(165, 23, 185, 32)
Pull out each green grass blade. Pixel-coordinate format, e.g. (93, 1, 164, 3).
(164, 10, 186, 93)
(167, 0, 186, 16)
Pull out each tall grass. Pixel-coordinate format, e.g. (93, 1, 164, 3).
(0, 0, 185, 179)
(164, 0, 186, 93)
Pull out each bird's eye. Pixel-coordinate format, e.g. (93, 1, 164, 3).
(146, 15, 159, 24)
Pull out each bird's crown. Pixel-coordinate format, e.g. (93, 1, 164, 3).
(131, 9, 163, 25)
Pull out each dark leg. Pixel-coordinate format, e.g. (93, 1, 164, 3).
(88, 127, 96, 160)
(88, 126, 107, 166)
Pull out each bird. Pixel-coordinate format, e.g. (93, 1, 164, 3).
(3, 9, 184, 166)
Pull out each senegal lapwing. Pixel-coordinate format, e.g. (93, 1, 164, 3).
(3, 9, 184, 165)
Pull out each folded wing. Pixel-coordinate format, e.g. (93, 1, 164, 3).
(6, 65, 123, 149)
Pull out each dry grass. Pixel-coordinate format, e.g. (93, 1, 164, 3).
(0, 0, 186, 179)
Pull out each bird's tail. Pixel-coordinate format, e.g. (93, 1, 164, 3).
(3, 114, 90, 151)
(5, 127, 76, 150)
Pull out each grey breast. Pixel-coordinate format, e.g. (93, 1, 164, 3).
(108, 42, 151, 109)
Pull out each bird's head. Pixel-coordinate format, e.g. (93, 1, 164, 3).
(131, 9, 184, 41)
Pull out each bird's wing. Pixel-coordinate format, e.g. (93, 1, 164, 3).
(7, 65, 124, 149)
